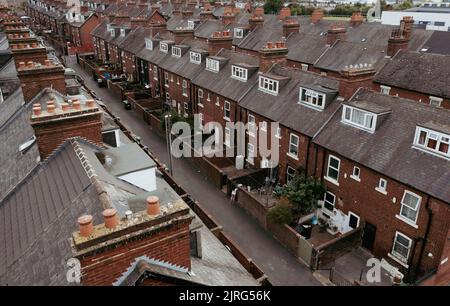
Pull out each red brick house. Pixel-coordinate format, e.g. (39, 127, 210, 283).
(67, 13, 100, 55)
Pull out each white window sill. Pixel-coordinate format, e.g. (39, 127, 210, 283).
(198, 103, 204, 108)
(246, 131, 256, 138)
(182, 93, 188, 97)
(350, 175, 360, 182)
(246, 159, 254, 165)
(223, 117, 230, 122)
(388, 253, 409, 268)
(165, 84, 169, 88)
(324, 176, 339, 186)
(375, 187, 387, 195)
(275, 136, 282, 139)
(395, 214, 418, 229)
(287, 153, 299, 161)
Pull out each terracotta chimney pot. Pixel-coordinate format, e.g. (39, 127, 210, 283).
(61, 103, 69, 112)
(27, 61, 34, 68)
(78, 214, 94, 237)
(18, 61, 25, 69)
(103, 208, 119, 229)
(33, 106, 42, 116)
(146, 196, 160, 216)
(73, 101, 81, 110)
(47, 104, 55, 114)
(86, 99, 95, 108)
(44, 59, 51, 66)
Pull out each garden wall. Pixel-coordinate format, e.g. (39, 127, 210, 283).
(236, 187, 270, 229)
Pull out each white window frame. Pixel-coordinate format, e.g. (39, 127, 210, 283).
(224, 100, 231, 121)
(234, 28, 244, 38)
(258, 76, 279, 95)
(182, 79, 188, 96)
(323, 191, 336, 214)
(120, 28, 125, 37)
(390, 231, 412, 266)
(187, 20, 195, 29)
(342, 105, 377, 133)
(275, 127, 282, 139)
(160, 42, 169, 53)
(350, 166, 360, 182)
(288, 133, 299, 159)
(413, 126, 450, 158)
(153, 65, 158, 80)
(325, 155, 340, 185)
(184, 102, 189, 115)
(380, 85, 391, 95)
(247, 114, 256, 136)
(299, 87, 326, 110)
(224, 127, 231, 147)
(206, 58, 219, 72)
(198, 88, 204, 106)
(231, 65, 248, 81)
(164, 72, 169, 86)
(301, 64, 308, 71)
(375, 178, 388, 195)
(247, 143, 255, 165)
(261, 121, 267, 132)
(172, 46, 181, 58)
(190, 51, 201, 64)
(110, 28, 115, 36)
(429, 96, 442, 107)
(286, 166, 296, 183)
(348, 211, 360, 229)
(396, 190, 421, 227)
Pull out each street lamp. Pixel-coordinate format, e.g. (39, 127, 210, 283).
(164, 113, 174, 176)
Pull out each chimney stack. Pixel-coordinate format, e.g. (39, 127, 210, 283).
(146, 196, 160, 216)
(207, 30, 233, 55)
(259, 40, 288, 73)
(249, 7, 264, 30)
(326, 25, 346, 46)
(222, 12, 235, 26)
(200, 3, 214, 21)
(311, 9, 323, 24)
(350, 11, 364, 27)
(173, 27, 195, 44)
(78, 215, 94, 237)
(278, 7, 291, 20)
(387, 17, 414, 57)
(339, 64, 376, 99)
(283, 19, 300, 37)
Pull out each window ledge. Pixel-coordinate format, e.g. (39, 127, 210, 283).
(198, 103, 204, 108)
(387, 253, 409, 268)
(223, 117, 231, 122)
(246, 159, 254, 165)
(246, 131, 256, 137)
(182, 93, 188, 97)
(350, 175, 360, 182)
(395, 214, 418, 229)
(324, 176, 339, 186)
(287, 153, 299, 161)
(375, 187, 387, 195)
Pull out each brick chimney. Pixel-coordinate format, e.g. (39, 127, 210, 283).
(222, 12, 235, 26)
(172, 0, 183, 16)
(17, 60, 66, 103)
(173, 27, 194, 44)
(350, 11, 364, 27)
(71, 198, 194, 285)
(259, 40, 288, 73)
(338, 64, 376, 99)
(207, 30, 233, 55)
(326, 25, 346, 46)
(278, 7, 291, 20)
(10, 41, 48, 69)
(249, 7, 264, 30)
(311, 9, 323, 24)
(182, 9, 194, 19)
(283, 19, 300, 37)
(131, 16, 148, 29)
(187, 0, 196, 11)
(387, 17, 414, 57)
(30, 99, 103, 159)
(200, 3, 214, 21)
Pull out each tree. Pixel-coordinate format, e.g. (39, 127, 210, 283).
(281, 175, 326, 215)
(267, 203, 294, 225)
(264, 0, 283, 14)
(396, 0, 413, 10)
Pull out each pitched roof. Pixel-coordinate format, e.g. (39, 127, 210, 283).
(373, 51, 450, 99)
(422, 31, 450, 55)
(118, 27, 152, 54)
(239, 65, 341, 137)
(313, 88, 450, 204)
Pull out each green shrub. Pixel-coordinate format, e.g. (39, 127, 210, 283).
(267, 204, 294, 225)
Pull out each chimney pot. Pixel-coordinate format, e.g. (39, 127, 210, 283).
(102, 208, 119, 229)
(61, 102, 69, 112)
(78, 214, 94, 237)
(47, 104, 55, 114)
(27, 61, 34, 68)
(19, 61, 25, 69)
(73, 101, 81, 110)
(146, 196, 160, 216)
(33, 106, 42, 116)
(44, 59, 51, 66)
(86, 99, 95, 108)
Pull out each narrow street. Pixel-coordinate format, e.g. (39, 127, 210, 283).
(66, 56, 321, 286)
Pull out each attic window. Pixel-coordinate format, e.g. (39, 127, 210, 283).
(299, 87, 325, 110)
(19, 135, 36, 154)
(187, 20, 195, 29)
(160, 42, 169, 53)
(190, 51, 201, 64)
(231, 65, 247, 81)
(120, 29, 125, 37)
(172, 47, 182, 58)
(258, 76, 279, 95)
(145, 38, 153, 50)
(234, 28, 244, 38)
(206, 58, 219, 72)
(414, 126, 450, 158)
(110, 29, 115, 36)
(342, 105, 377, 132)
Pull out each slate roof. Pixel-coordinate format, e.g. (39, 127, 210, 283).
(313, 88, 450, 204)
(374, 51, 450, 99)
(191, 48, 259, 102)
(239, 65, 341, 137)
(422, 31, 450, 55)
(118, 27, 153, 54)
(286, 33, 329, 65)
(0, 140, 104, 285)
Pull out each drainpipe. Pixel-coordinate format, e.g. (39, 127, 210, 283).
(411, 196, 433, 283)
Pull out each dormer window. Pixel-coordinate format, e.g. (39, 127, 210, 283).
(160, 42, 168, 53)
(299, 87, 325, 110)
(258, 76, 278, 95)
(187, 20, 195, 29)
(172, 47, 181, 58)
(342, 105, 376, 132)
(120, 29, 125, 37)
(190, 51, 201, 64)
(414, 126, 450, 158)
(206, 58, 219, 72)
(234, 28, 244, 38)
(110, 29, 115, 36)
(231, 65, 247, 81)
(145, 38, 153, 50)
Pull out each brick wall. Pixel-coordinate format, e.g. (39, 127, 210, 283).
(78, 220, 191, 285)
(236, 187, 270, 229)
(18, 65, 67, 103)
(162, 70, 192, 116)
